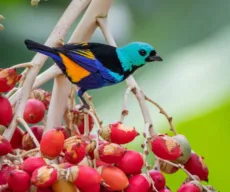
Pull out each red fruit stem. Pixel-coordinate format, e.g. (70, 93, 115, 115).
(120, 86, 134, 123)
(17, 117, 40, 148)
(156, 157, 210, 191)
(10, 62, 33, 69)
(145, 95, 177, 135)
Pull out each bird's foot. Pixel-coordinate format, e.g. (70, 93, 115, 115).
(78, 103, 90, 111)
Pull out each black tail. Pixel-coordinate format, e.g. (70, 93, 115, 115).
(24, 39, 58, 58)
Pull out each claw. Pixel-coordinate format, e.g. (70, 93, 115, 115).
(78, 103, 90, 111)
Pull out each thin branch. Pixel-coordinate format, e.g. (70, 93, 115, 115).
(83, 109, 101, 168)
(145, 95, 177, 135)
(18, 68, 30, 88)
(6, 148, 40, 159)
(17, 117, 40, 148)
(83, 109, 101, 140)
(10, 62, 33, 69)
(120, 86, 135, 123)
(15, 149, 23, 163)
(97, 18, 156, 136)
(68, 86, 76, 135)
(84, 93, 103, 127)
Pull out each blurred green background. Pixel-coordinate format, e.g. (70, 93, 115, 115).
(1, 0, 230, 191)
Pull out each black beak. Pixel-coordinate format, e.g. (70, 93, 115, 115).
(145, 51, 163, 62)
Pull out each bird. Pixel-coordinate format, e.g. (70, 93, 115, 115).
(24, 39, 163, 110)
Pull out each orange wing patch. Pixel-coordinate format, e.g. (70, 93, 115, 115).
(58, 53, 90, 83)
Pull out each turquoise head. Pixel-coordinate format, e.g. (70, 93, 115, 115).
(116, 42, 163, 72)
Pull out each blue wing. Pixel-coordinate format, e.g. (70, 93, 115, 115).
(55, 47, 124, 84)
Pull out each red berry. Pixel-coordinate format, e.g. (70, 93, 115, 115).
(184, 152, 209, 181)
(40, 128, 64, 159)
(150, 134, 182, 161)
(10, 127, 23, 149)
(56, 126, 70, 139)
(149, 170, 166, 190)
(0, 68, 21, 93)
(100, 122, 139, 144)
(125, 174, 151, 192)
(67, 165, 101, 190)
(0, 96, 13, 126)
(21, 157, 46, 175)
(31, 165, 58, 188)
(0, 135, 12, 156)
(99, 142, 125, 164)
(116, 150, 144, 175)
(64, 140, 86, 164)
(80, 183, 100, 192)
(0, 165, 15, 185)
(177, 181, 202, 192)
(98, 165, 129, 191)
(8, 170, 31, 192)
(23, 99, 46, 124)
(22, 125, 43, 150)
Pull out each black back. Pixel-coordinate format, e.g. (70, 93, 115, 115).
(59, 42, 124, 76)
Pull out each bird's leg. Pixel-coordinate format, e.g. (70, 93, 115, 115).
(79, 95, 90, 111)
(78, 88, 90, 111)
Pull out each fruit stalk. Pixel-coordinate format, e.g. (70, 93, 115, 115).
(6, 148, 39, 160)
(145, 95, 177, 135)
(84, 93, 102, 126)
(10, 63, 33, 69)
(17, 117, 40, 148)
(120, 86, 134, 123)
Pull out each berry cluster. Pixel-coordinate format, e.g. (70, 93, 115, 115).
(0, 67, 217, 192)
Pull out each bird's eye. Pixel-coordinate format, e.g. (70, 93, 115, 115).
(139, 49, 147, 56)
